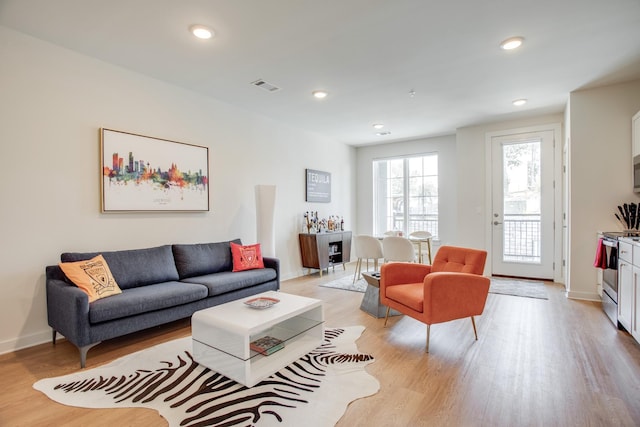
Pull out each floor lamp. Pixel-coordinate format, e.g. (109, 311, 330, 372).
(255, 185, 276, 257)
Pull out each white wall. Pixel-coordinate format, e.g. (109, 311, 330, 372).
(567, 80, 640, 300)
(0, 26, 355, 353)
(453, 114, 564, 248)
(355, 116, 565, 272)
(354, 135, 457, 246)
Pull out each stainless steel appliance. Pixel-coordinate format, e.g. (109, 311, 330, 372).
(634, 155, 640, 193)
(600, 232, 619, 326)
(599, 231, 640, 327)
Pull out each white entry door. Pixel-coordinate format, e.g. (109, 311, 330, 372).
(491, 130, 555, 279)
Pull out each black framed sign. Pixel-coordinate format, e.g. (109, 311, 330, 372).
(305, 169, 331, 203)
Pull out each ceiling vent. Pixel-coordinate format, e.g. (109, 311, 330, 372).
(251, 79, 281, 92)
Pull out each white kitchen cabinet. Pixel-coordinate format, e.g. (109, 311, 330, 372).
(632, 265, 640, 342)
(632, 243, 640, 342)
(618, 240, 633, 331)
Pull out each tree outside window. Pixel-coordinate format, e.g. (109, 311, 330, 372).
(373, 154, 438, 237)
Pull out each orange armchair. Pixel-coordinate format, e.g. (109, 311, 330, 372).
(380, 245, 490, 352)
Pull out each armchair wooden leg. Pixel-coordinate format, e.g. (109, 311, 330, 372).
(383, 306, 391, 327)
(426, 324, 431, 353)
(471, 316, 478, 340)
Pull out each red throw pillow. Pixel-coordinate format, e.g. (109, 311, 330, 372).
(231, 242, 265, 272)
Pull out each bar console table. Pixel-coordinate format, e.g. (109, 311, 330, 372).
(299, 231, 352, 277)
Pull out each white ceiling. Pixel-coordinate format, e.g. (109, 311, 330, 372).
(2, 0, 640, 146)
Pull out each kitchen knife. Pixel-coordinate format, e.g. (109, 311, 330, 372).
(624, 203, 631, 228)
(619, 205, 629, 228)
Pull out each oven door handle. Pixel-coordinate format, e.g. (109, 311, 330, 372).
(602, 240, 617, 248)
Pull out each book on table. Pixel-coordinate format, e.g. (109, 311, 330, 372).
(250, 336, 284, 356)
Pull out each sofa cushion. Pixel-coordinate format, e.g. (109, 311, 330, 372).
(89, 281, 208, 324)
(61, 245, 179, 290)
(58, 254, 122, 302)
(181, 268, 277, 296)
(231, 242, 265, 272)
(172, 240, 241, 279)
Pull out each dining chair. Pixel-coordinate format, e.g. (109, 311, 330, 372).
(352, 235, 384, 283)
(409, 230, 433, 264)
(382, 236, 416, 263)
(379, 245, 489, 352)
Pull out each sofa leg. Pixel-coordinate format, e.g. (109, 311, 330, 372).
(426, 324, 431, 353)
(78, 342, 101, 369)
(52, 329, 57, 345)
(471, 316, 478, 340)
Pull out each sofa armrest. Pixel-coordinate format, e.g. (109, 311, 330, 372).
(45, 266, 92, 347)
(263, 257, 280, 289)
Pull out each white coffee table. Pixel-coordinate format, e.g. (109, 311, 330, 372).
(192, 291, 324, 387)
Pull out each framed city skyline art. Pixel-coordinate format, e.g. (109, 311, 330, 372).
(100, 128, 209, 212)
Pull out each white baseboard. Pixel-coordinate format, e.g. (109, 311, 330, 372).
(0, 329, 53, 356)
(566, 290, 601, 302)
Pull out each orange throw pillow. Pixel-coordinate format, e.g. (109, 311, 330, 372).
(231, 242, 265, 272)
(59, 254, 122, 302)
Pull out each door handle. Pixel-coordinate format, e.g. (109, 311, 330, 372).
(493, 221, 502, 225)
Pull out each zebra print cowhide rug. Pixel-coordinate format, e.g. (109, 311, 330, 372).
(33, 326, 379, 427)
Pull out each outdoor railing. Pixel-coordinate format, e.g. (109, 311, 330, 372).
(503, 214, 541, 263)
(382, 212, 540, 263)
(389, 213, 438, 237)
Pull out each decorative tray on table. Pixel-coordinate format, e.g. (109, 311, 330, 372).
(244, 297, 280, 309)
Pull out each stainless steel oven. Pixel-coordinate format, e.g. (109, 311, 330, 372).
(600, 233, 619, 326)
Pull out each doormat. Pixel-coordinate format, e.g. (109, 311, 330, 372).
(33, 326, 379, 427)
(319, 276, 367, 293)
(489, 277, 549, 299)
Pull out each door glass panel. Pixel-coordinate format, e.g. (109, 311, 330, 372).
(502, 140, 541, 264)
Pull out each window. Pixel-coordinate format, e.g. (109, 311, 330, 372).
(373, 154, 438, 237)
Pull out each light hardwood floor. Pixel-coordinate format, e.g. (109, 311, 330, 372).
(2, 266, 640, 427)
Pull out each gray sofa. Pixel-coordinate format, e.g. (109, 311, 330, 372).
(45, 239, 280, 367)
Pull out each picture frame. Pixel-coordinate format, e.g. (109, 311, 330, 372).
(305, 169, 331, 203)
(100, 128, 209, 212)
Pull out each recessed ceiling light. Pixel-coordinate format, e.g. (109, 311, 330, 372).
(373, 123, 384, 129)
(500, 36, 524, 50)
(312, 90, 328, 99)
(189, 24, 214, 40)
(512, 98, 527, 106)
